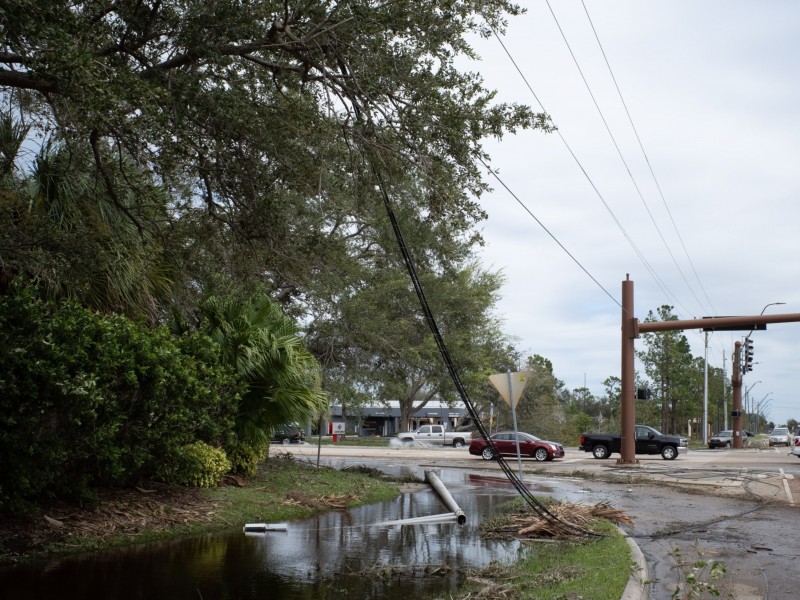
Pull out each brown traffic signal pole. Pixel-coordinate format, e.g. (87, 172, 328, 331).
(618, 276, 800, 464)
(619, 275, 638, 464)
(731, 341, 744, 448)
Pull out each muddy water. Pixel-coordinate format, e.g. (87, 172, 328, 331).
(0, 472, 523, 600)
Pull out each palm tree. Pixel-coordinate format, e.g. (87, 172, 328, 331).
(200, 294, 328, 447)
(1, 127, 174, 319)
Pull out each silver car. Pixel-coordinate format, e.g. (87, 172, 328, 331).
(769, 427, 790, 446)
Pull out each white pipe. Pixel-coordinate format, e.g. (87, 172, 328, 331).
(243, 522, 288, 533)
(425, 470, 466, 525)
(373, 512, 463, 527)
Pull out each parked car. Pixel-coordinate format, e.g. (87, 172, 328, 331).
(708, 430, 749, 448)
(792, 431, 800, 458)
(270, 425, 305, 445)
(468, 431, 565, 462)
(708, 430, 734, 448)
(769, 427, 791, 446)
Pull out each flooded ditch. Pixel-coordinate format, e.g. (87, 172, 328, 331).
(0, 469, 527, 600)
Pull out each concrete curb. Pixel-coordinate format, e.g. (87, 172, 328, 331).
(619, 527, 649, 600)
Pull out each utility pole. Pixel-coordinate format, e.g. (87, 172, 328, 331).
(732, 341, 744, 448)
(722, 350, 728, 430)
(703, 330, 709, 444)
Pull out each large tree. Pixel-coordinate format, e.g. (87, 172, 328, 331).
(0, 0, 547, 303)
(2, 1, 551, 410)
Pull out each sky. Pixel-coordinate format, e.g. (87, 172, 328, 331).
(463, 1, 800, 430)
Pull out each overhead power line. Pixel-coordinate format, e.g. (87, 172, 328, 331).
(578, 0, 718, 317)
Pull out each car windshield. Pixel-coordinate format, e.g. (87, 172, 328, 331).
(772, 429, 788, 435)
(716, 431, 732, 438)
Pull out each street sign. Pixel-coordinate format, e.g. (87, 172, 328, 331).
(489, 371, 530, 408)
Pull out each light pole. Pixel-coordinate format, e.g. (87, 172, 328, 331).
(754, 392, 772, 433)
(756, 397, 772, 433)
(744, 380, 760, 432)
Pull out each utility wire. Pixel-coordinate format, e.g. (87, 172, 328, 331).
(481, 158, 621, 310)
(371, 162, 596, 538)
(490, 29, 684, 315)
(543, 0, 705, 318)
(578, 0, 717, 317)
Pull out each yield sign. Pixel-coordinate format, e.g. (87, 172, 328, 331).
(488, 371, 531, 408)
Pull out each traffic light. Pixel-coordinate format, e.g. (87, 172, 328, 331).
(743, 338, 754, 372)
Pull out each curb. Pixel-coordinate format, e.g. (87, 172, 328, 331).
(619, 527, 649, 600)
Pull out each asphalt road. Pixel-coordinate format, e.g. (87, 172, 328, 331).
(273, 442, 800, 599)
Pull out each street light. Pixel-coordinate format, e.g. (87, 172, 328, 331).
(760, 302, 786, 315)
(746, 302, 786, 340)
(754, 392, 772, 433)
(744, 381, 761, 429)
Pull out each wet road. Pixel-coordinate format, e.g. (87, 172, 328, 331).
(276, 443, 800, 599)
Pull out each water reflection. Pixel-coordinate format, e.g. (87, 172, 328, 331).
(1, 477, 523, 600)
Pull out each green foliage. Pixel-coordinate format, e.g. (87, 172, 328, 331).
(0, 290, 242, 512)
(199, 294, 328, 447)
(670, 544, 727, 599)
(161, 442, 231, 488)
(225, 439, 269, 478)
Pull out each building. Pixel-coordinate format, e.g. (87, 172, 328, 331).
(324, 400, 470, 437)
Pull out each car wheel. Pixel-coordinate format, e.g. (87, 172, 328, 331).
(661, 445, 678, 460)
(534, 447, 549, 462)
(281, 438, 290, 445)
(481, 447, 496, 460)
(592, 444, 610, 459)
(453, 439, 465, 448)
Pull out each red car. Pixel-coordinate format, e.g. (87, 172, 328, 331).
(469, 431, 565, 462)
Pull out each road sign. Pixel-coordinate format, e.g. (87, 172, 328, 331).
(489, 371, 530, 408)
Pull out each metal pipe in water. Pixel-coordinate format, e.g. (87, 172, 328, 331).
(425, 470, 466, 525)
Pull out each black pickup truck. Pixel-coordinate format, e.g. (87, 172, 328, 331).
(579, 424, 688, 460)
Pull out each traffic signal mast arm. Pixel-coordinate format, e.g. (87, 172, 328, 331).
(635, 313, 800, 334)
(620, 275, 800, 463)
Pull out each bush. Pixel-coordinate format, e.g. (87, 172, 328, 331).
(161, 442, 231, 488)
(225, 439, 269, 478)
(0, 290, 243, 512)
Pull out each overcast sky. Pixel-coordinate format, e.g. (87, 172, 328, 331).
(465, 1, 800, 430)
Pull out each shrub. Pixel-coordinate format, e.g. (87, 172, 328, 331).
(162, 441, 231, 488)
(225, 439, 269, 478)
(0, 290, 243, 512)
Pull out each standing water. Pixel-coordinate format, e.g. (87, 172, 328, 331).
(1, 471, 525, 600)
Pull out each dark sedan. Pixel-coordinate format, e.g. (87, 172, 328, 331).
(469, 431, 565, 462)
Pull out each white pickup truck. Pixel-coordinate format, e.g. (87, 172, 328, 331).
(397, 424, 471, 447)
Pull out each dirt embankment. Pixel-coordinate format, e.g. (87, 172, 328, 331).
(1, 484, 220, 564)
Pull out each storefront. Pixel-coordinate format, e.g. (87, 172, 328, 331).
(325, 400, 469, 437)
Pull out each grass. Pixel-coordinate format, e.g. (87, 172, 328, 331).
(453, 498, 633, 600)
(4, 457, 634, 600)
(454, 521, 631, 600)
